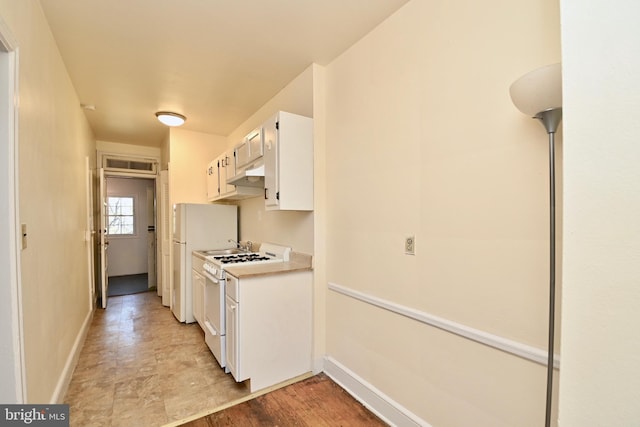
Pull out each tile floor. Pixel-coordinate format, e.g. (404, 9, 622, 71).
(64, 291, 251, 426)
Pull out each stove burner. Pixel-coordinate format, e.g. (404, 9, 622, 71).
(213, 253, 273, 264)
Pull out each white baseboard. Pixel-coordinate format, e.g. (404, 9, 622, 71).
(50, 307, 94, 403)
(323, 356, 430, 427)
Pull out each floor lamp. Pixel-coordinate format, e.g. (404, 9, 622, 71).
(509, 63, 562, 427)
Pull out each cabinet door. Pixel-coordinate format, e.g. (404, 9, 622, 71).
(225, 294, 240, 381)
(236, 128, 263, 169)
(218, 155, 227, 195)
(246, 127, 263, 164)
(192, 270, 205, 327)
(221, 151, 235, 194)
(206, 160, 219, 201)
(263, 111, 313, 211)
(263, 113, 279, 208)
(235, 140, 251, 169)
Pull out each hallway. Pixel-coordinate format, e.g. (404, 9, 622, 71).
(64, 292, 251, 426)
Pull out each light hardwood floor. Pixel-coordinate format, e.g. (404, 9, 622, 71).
(64, 291, 251, 426)
(181, 373, 389, 427)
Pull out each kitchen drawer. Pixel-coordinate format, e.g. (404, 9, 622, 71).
(226, 273, 239, 300)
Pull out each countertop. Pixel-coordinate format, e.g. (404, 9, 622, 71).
(192, 250, 211, 261)
(192, 250, 312, 278)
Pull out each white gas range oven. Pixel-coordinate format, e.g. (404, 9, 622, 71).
(201, 243, 291, 370)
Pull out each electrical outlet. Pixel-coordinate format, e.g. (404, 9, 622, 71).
(405, 235, 415, 255)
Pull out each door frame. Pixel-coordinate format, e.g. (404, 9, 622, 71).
(0, 14, 26, 402)
(95, 152, 161, 306)
(98, 168, 108, 307)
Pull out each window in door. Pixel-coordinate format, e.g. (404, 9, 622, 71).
(107, 196, 135, 236)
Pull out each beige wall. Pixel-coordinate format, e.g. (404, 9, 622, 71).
(229, 66, 315, 255)
(97, 140, 162, 159)
(167, 128, 227, 206)
(0, 0, 96, 402)
(323, 0, 561, 425)
(559, 0, 640, 425)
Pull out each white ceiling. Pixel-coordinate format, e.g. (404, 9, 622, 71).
(39, 0, 409, 147)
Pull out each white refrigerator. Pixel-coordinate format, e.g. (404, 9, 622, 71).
(172, 203, 237, 323)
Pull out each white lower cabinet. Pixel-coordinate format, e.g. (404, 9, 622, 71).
(224, 271, 312, 392)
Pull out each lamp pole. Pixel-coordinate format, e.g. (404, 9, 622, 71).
(534, 107, 562, 427)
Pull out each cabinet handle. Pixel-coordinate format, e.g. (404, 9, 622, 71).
(264, 188, 268, 200)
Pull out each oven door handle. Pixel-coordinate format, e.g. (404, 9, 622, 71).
(204, 320, 218, 336)
(204, 271, 221, 284)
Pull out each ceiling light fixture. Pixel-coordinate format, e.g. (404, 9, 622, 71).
(510, 62, 562, 427)
(155, 111, 186, 127)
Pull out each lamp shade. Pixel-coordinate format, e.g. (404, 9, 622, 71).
(155, 111, 186, 126)
(509, 63, 562, 116)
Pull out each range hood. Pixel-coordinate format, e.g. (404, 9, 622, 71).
(227, 162, 264, 188)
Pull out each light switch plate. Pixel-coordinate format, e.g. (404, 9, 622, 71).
(405, 235, 415, 255)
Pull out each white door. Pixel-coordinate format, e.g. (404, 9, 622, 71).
(98, 168, 109, 308)
(146, 186, 156, 289)
(85, 157, 95, 309)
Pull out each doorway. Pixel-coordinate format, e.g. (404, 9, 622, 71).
(104, 176, 156, 298)
(95, 153, 162, 308)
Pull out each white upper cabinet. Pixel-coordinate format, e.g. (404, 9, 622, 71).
(235, 127, 264, 169)
(206, 111, 312, 205)
(206, 160, 218, 201)
(207, 152, 232, 201)
(219, 151, 235, 196)
(207, 149, 262, 202)
(263, 111, 313, 211)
